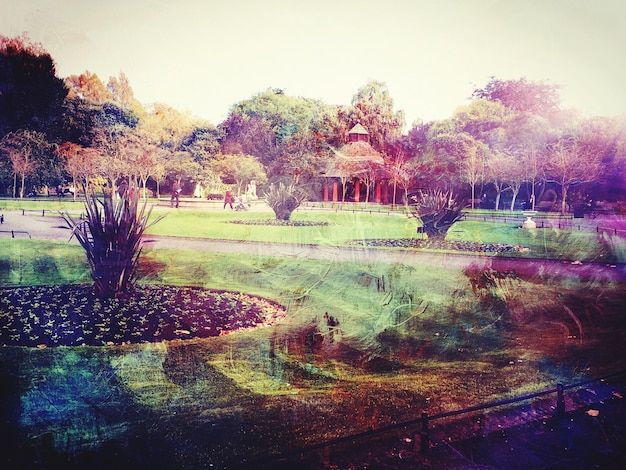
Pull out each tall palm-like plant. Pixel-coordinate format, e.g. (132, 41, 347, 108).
(412, 190, 465, 239)
(61, 181, 164, 298)
(264, 182, 306, 221)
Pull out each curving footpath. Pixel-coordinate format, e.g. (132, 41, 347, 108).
(2, 210, 625, 282)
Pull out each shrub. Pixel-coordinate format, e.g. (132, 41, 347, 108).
(264, 182, 306, 221)
(411, 190, 465, 239)
(61, 183, 164, 298)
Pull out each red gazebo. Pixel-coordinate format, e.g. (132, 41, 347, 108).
(321, 124, 389, 203)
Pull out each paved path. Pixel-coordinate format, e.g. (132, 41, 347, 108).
(2, 210, 625, 282)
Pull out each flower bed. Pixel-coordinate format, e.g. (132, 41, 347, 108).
(230, 219, 330, 226)
(349, 238, 530, 253)
(0, 285, 286, 347)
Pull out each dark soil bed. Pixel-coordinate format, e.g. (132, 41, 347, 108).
(231, 219, 330, 226)
(0, 284, 286, 347)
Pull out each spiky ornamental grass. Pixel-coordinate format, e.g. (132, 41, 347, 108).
(264, 182, 307, 221)
(412, 189, 466, 239)
(61, 184, 165, 298)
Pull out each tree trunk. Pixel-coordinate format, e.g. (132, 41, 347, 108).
(510, 189, 519, 212)
(392, 181, 397, 208)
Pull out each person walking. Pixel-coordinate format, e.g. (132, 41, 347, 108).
(224, 190, 234, 209)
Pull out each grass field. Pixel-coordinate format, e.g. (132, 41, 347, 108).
(1, 199, 625, 468)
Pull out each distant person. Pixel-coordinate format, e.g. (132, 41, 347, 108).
(171, 182, 180, 208)
(118, 179, 128, 198)
(224, 190, 234, 209)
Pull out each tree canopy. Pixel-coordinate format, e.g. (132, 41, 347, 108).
(0, 32, 624, 212)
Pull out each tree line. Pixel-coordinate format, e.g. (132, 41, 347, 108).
(1, 34, 625, 213)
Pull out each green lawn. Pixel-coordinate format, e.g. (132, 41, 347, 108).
(449, 220, 612, 261)
(1, 201, 625, 468)
(145, 206, 416, 243)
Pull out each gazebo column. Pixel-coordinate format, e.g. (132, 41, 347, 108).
(332, 180, 339, 202)
(354, 180, 360, 202)
(383, 181, 389, 204)
(375, 180, 382, 203)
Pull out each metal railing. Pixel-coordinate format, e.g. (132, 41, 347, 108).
(241, 369, 626, 467)
(0, 230, 31, 238)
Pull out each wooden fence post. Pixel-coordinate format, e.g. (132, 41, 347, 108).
(420, 411, 430, 454)
(556, 383, 565, 418)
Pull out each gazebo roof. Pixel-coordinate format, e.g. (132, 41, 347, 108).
(323, 141, 384, 177)
(348, 123, 369, 135)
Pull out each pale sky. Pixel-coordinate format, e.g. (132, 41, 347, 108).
(1, 0, 625, 127)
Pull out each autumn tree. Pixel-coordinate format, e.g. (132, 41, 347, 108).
(0, 130, 50, 197)
(164, 151, 201, 191)
(91, 125, 129, 195)
(356, 160, 383, 206)
(485, 152, 512, 212)
(57, 142, 100, 193)
(65, 71, 112, 104)
(118, 132, 162, 199)
(107, 72, 144, 115)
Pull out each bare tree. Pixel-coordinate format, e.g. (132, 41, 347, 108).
(1, 130, 46, 198)
(546, 136, 602, 215)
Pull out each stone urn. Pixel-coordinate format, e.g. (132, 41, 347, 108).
(522, 210, 537, 229)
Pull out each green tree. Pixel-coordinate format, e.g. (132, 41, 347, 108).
(210, 154, 267, 196)
(221, 88, 343, 180)
(502, 112, 552, 209)
(346, 80, 405, 152)
(472, 76, 562, 117)
(0, 34, 67, 138)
